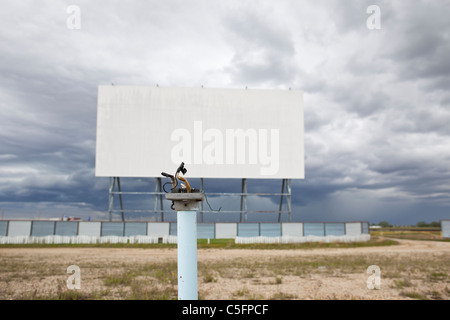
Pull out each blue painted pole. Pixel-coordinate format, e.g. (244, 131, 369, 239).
(177, 210, 198, 300)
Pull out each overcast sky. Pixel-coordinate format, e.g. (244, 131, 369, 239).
(1, 0, 449, 225)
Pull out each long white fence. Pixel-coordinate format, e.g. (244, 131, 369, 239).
(235, 234, 371, 244)
(0, 220, 370, 244)
(0, 235, 178, 245)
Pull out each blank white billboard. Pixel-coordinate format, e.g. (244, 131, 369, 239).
(95, 86, 304, 179)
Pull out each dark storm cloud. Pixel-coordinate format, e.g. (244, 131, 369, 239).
(383, 1, 450, 81)
(366, 0, 450, 114)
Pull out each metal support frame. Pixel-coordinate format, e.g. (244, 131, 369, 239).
(117, 178, 124, 221)
(278, 179, 285, 223)
(199, 178, 204, 223)
(287, 179, 292, 222)
(108, 177, 124, 221)
(107, 177, 292, 222)
(240, 178, 247, 222)
(153, 178, 164, 221)
(108, 177, 166, 221)
(278, 178, 292, 222)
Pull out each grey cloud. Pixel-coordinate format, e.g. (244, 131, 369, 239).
(223, 8, 298, 86)
(381, 1, 450, 86)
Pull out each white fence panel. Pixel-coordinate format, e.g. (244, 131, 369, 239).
(215, 223, 237, 239)
(281, 223, 303, 237)
(148, 223, 170, 237)
(8, 221, 32, 236)
(345, 222, 362, 236)
(442, 220, 450, 239)
(78, 222, 101, 237)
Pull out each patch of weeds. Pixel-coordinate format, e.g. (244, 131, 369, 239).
(149, 262, 178, 285)
(428, 290, 443, 300)
(139, 262, 177, 285)
(104, 271, 136, 286)
(428, 271, 447, 282)
(231, 286, 263, 299)
(25, 282, 111, 300)
(127, 283, 176, 300)
(153, 269, 176, 285)
(269, 276, 282, 285)
(202, 272, 217, 283)
(383, 271, 402, 279)
(270, 292, 296, 300)
(53, 288, 110, 300)
(400, 290, 429, 300)
(233, 286, 250, 298)
(247, 293, 264, 300)
(392, 278, 414, 289)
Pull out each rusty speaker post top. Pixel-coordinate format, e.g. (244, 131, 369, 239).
(164, 192, 205, 211)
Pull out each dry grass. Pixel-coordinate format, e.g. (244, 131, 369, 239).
(0, 238, 449, 300)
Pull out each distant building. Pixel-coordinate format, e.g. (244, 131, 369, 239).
(62, 216, 82, 221)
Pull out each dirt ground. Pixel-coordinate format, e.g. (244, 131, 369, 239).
(0, 238, 449, 300)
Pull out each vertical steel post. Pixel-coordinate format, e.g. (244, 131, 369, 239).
(278, 178, 286, 222)
(117, 177, 124, 221)
(240, 178, 247, 222)
(287, 179, 292, 222)
(166, 192, 204, 301)
(158, 178, 164, 222)
(177, 210, 198, 300)
(154, 178, 164, 221)
(154, 178, 159, 218)
(199, 178, 204, 223)
(108, 177, 116, 221)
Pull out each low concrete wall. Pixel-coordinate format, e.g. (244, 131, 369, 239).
(0, 220, 370, 243)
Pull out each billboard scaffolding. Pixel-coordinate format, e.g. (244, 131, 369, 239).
(107, 177, 292, 222)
